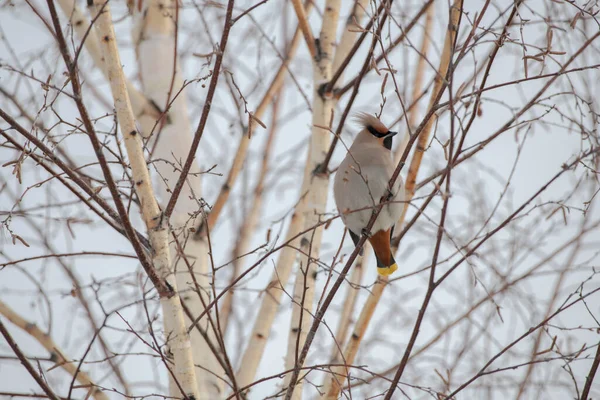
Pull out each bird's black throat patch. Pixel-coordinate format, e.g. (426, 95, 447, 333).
(368, 125, 394, 149)
(383, 135, 393, 150)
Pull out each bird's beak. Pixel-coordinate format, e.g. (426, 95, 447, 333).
(384, 131, 398, 138)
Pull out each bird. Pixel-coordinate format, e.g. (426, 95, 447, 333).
(333, 112, 406, 276)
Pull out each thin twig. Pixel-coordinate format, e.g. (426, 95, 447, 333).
(0, 319, 61, 400)
(165, 0, 236, 219)
(291, 0, 317, 58)
(580, 343, 600, 400)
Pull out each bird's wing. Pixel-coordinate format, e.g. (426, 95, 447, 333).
(334, 146, 398, 234)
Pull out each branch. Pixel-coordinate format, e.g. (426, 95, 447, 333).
(202, 1, 309, 233)
(322, 248, 368, 398)
(0, 322, 60, 400)
(291, 0, 317, 58)
(45, 0, 165, 296)
(334, 0, 436, 98)
(581, 342, 600, 400)
(283, 0, 344, 397)
(393, 4, 434, 165)
(220, 96, 282, 333)
(322, 0, 386, 96)
(402, 0, 462, 203)
(164, 0, 236, 219)
(293, 2, 463, 397)
(445, 279, 600, 399)
(55, 0, 162, 121)
(85, 0, 202, 396)
(0, 300, 107, 400)
(318, 0, 394, 174)
(0, 125, 143, 245)
(0, 188, 132, 396)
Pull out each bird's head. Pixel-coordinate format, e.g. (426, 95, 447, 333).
(353, 112, 397, 150)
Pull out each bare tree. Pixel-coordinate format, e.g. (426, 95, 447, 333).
(1, 1, 599, 399)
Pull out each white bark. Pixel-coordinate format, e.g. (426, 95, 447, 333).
(325, 3, 462, 398)
(89, 2, 199, 398)
(56, 0, 160, 123)
(236, 1, 369, 393)
(234, 5, 318, 393)
(205, 10, 307, 231)
(328, 245, 368, 363)
(323, 278, 386, 399)
(221, 103, 280, 332)
(284, 1, 342, 398)
(332, 0, 369, 74)
(132, 1, 223, 397)
(394, 4, 434, 166)
(235, 210, 306, 390)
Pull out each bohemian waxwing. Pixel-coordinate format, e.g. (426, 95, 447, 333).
(333, 113, 406, 276)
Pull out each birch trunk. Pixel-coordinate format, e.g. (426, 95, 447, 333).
(234, 5, 317, 393)
(332, 0, 369, 74)
(220, 99, 281, 333)
(323, 3, 461, 397)
(56, 0, 160, 123)
(324, 0, 370, 376)
(131, 1, 223, 397)
(283, 1, 342, 398)
(394, 4, 434, 165)
(205, 3, 309, 231)
(323, 277, 385, 399)
(89, 2, 199, 398)
(328, 246, 368, 363)
(402, 0, 460, 211)
(235, 210, 306, 391)
(235, 1, 370, 393)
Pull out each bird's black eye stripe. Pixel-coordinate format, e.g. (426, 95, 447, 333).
(367, 125, 387, 138)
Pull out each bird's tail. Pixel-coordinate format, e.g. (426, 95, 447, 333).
(368, 229, 398, 276)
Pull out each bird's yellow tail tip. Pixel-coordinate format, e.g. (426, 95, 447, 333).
(377, 263, 398, 276)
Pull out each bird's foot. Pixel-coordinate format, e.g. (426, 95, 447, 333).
(385, 189, 394, 202)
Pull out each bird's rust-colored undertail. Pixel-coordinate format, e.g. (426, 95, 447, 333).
(368, 228, 397, 275)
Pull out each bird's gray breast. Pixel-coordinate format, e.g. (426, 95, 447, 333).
(334, 152, 404, 234)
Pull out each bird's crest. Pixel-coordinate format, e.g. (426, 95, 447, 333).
(353, 112, 389, 134)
